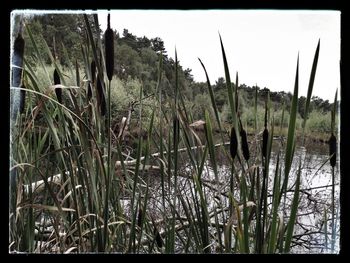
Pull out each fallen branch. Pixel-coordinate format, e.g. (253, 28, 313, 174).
(22, 142, 230, 194)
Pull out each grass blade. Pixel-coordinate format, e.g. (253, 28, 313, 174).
(281, 55, 299, 202)
(302, 40, 320, 144)
(284, 161, 301, 253)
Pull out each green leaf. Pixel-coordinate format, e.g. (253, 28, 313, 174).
(284, 161, 301, 253)
(331, 89, 338, 134)
(198, 58, 223, 133)
(302, 40, 320, 143)
(281, 55, 299, 201)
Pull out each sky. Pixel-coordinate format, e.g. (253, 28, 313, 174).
(12, 10, 340, 102)
(96, 10, 340, 102)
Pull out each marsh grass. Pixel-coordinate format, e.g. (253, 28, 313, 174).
(9, 15, 339, 254)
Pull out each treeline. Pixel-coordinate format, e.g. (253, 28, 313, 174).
(22, 14, 338, 135)
(23, 14, 194, 97)
(190, 77, 337, 116)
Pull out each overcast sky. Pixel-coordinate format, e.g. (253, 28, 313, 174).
(13, 10, 340, 101)
(96, 10, 340, 101)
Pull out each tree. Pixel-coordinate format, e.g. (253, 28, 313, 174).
(33, 14, 85, 65)
(298, 96, 307, 119)
(215, 77, 226, 90)
(184, 68, 194, 83)
(151, 37, 166, 54)
(115, 44, 142, 80)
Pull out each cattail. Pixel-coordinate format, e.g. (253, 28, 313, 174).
(11, 33, 25, 119)
(262, 128, 268, 158)
(230, 127, 238, 160)
(12, 33, 25, 86)
(87, 61, 96, 101)
(329, 133, 336, 168)
(239, 118, 249, 161)
(87, 82, 92, 101)
(173, 116, 179, 147)
(53, 69, 62, 103)
(137, 207, 143, 228)
(19, 84, 26, 114)
(96, 75, 106, 116)
(91, 60, 96, 84)
(154, 227, 163, 248)
(75, 59, 80, 87)
(104, 14, 114, 81)
(240, 127, 250, 161)
(262, 96, 268, 158)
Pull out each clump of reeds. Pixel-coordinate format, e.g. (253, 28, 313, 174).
(11, 15, 330, 254)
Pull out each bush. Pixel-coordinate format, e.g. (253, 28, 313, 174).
(306, 110, 336, 134)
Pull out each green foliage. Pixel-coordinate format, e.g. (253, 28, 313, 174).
(306, 110, 337, 134)
(10, 14, 339, 254)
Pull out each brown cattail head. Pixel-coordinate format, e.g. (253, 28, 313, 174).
(53, 69, 62, 103)
(91, 60, 96, 84)
(329, 133, 336, 168)
(240, 128, 250, 161)
(87, 82, 92, 101)
(13, 33, 25, 64)
(105, 14, 114, 81)
(173, 116, 179, 147)
(154, 227, 163, 248)
(137, 207, 143, 228)
(230, 127, 238, 160)
(262, 127, 268, 158)
(96, 75, 106, 116)
(11, 33, 25, 119)
(19, 84, 26, 114)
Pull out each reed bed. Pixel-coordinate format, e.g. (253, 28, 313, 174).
(9, 14, 339, 254)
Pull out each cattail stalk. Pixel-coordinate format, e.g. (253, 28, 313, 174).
(104, 13, 114, 82)
(10, 30, 25, 221)
(154, 227, 163, 248)
(11, 33, 25, 119)
(137, 208, 143, 229)
(96, 75, 106, 116)
(230, 126, 238, 160)
(329, 89, 337, 253)
(19, 84, 26, 114)
(329, 134, 336, 168)
(91, 60, 96, 84)
(53, 69, 62, 103)
(87, 61, 96, 101)
(262, 97, 268, 158)
(239, 119, 250, 161)
(103, 12, 115, 251)
(262, 128, 268, 158)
